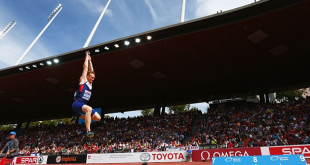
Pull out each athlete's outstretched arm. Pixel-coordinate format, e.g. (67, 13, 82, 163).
(80, 52, 90, 83)
(88, 55, 94, 72)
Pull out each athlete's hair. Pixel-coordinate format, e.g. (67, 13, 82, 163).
(87, 71, 95, 76)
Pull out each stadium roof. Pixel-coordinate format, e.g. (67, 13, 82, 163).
(0, 0, 309, 124)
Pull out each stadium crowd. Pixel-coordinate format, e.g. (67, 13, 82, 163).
(0, 111, 195, 155)
(195, 97, 310, 149)
(1, 97, 310, 156)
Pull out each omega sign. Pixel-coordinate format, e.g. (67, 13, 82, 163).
(201, 150, 250, 160)
(192, 148, 262, 161)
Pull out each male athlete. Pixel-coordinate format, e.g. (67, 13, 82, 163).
(72, 51, 101, 138)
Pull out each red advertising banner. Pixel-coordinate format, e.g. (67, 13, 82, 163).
(15, 157, 38, 164)
(268, 145, 310, 158)
(192, 148, 262, 161)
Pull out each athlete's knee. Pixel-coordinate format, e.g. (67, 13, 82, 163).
(83, 106, 93, 113)
(97, 114, 101, 121)
(92, 113, 101, 121)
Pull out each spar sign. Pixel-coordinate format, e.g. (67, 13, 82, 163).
(12, 156, 48, 165)
(266, 145, 310, 158)
(192, 148, 262, 161)
(14, 157, 38, 164)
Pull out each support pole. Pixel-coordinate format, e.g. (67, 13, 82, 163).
(180, 0, 186, 22)
(83, 0, 112, 48)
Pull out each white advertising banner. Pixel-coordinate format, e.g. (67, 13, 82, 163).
(87, 151, 187, 163)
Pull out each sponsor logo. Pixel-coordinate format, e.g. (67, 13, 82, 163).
(37, 156, 44, 164)
(278, 156, 289, 161)
(56, 156, 61, 163)
(225, 157, 232, 162)
(282, 147, 310, 155)
(88, 155, 91, 159)
(82, 90, 91, 100)
(151, 153, 185, 160)
(232, 158, 241, 162)
(270, 156, 279, 161)
(140, 153, 151, 161)
(16, 157, 38, 164)
(201, 150, 249, 160)
(60, 156, 77, 163)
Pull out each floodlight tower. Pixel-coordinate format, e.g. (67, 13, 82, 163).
(15, 4, 63, 65)
(0, 21, 17, 40)
(180, 0, 186, 22)
(83, 0, 112, 48)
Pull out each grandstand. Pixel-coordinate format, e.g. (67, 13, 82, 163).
(1, 0, 310, 164)
(1, 98, 309, 155)
(1, 0, 310, 125)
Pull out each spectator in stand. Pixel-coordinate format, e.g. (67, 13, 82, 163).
(227, 139, 234, 148)
(1, 100, 310, 153)
(211, 137, 217, 145)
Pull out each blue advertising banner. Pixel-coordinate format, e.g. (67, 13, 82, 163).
(212, 154, 306, 165)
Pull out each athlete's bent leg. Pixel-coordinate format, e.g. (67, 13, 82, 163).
(78, 112, 101, 121)
(82, 104, 93, 132)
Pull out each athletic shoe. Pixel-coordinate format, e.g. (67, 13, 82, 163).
(71, 113, 81, 122)
(87, 131, 94, 138)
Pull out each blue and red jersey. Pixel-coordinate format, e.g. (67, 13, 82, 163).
(74, 81, 92, 104)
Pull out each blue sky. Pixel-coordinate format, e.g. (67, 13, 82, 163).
(0, 0, 254, 117)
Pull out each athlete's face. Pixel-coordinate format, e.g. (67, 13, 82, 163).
(87, 73, 95, 83)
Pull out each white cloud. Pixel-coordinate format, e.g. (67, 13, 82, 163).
(105, 9, 113, 17)
(80, 0, 110, 15)
(144, 0, 159, 23)
(194, 0, 254, 18)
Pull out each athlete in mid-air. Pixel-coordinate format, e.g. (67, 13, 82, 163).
(72, 51, 101, 138)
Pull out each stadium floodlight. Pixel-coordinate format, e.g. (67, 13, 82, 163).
(46, 61, 52, 65)
(32, 64, 37, 68)
(114, 44, 119, 48)
(147, 36, 152, 40)
(0, 21, 17, 40)
(135, 38, 141, 43)
(19, 68, 23, 71)
(53, 59, 59, 63)
(47, 4, 62, 21)
(39, 62, 44, 66)
(95, 48, 100, 52)
(26, 66, 30, 69)
(104, 46, 109, 50)
(124, 41, 130, 46)
(15, 4, 63, 65)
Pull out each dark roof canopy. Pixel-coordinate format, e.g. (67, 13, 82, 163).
(1, 0, 310, 124)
